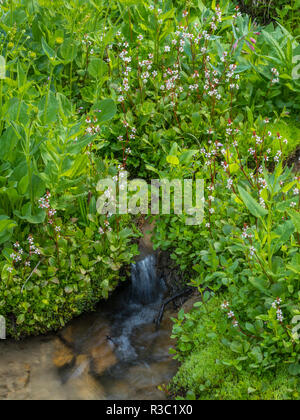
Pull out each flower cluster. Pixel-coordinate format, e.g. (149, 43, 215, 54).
(10, 248, 22, 263)
(38, 192, 51, 209)
(271, 67, 280, 84)
(85, 113, 101, 136)
(249, 246, 256, 258)
(274, 149, 282, 163)
(241, 224, 254, 240)
(28, 234, 41, 256)
(6, 235, 41, 274)
(232, 5, 242, 19)
(221, 301, 239, 328)
(39, 192, 61, 238)
(272, 298, 284, 322)
(82, 33, 92, 47)
(110, 15, 252, 123)
(99, 219, 112, 235)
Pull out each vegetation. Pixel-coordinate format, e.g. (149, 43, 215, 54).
(238, 0, 300, 36)
(170, 295, 299, 400)
(0, 0, 299, 399)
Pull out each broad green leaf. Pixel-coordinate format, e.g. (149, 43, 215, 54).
(180, 150, 197, 165)
(91, 99, 117, 124)
(41, 37, 56, 60)
(38, 91, 59, 124)
(0, 218, 17, 233)
(14, 203, 46, 224)
(88, 58, 108, 79)
(249, 277, 270, 295)
(18, 175, 29, 195)
(166, 155, 179, 165)
(238, 185, 268, 218)
(59, 39, 78, 63)
(288, 209, 300, 233)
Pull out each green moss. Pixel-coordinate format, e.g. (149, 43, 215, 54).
(170, 295, 300, 400)
(268, 120, 300, 158)
(172, 343, 299, 400)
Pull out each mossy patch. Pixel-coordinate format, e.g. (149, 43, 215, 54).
(170, 295, 300, 400)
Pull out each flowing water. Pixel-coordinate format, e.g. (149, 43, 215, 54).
(0, 254, 180, 400)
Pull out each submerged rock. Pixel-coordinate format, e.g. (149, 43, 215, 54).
(90, 341, 117, 376)
(137, 222, 155, 261)
(52, 339, 75, 369)
(72, 371, 106, 400)
(65, 354, 106, 400)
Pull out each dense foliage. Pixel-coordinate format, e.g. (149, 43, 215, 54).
(0, 0, 299, 399)
(170, 295, 299, 400)
(238, 0, 300, 36)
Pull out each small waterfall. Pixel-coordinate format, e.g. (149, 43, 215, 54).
(130, 254, 164, 304)
(111, 254, 166, 361)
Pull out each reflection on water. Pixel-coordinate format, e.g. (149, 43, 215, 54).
(0, 254, 179, 400)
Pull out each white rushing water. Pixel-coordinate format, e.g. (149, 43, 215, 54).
(112, 254, 167, 361)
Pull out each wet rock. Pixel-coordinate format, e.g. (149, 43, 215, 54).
(126, 359, 178, 397)
(151, 314, 177, 359)
(52, 339, 75, 369)
(181, 291, 201, 313)
(61, 354, 106, 400)
(137, 222, 155, 261)
(58, 322, 91, 350)
(83, 325, 111, 354)
(157, 251, 185, 295)
(58, 325, 75, 347)
(286, 146, 300, 173)
(75, 354, 90, 368)
(72, 371, 106, 400)
(90, 341, 117, 376)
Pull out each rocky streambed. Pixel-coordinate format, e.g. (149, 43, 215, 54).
(0, 226, 199, 400)
(0, 287, 198, 400)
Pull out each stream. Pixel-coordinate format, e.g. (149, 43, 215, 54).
(0, 254, 181, 400)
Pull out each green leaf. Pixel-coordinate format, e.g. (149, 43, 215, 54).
(288, 209, 300, 233)
(250, 346, 263, 363)
(282, 180, 296, 193)
(57, 93, 73, 117)
(249, 277, 270, 295)
(41, 37, 56, 60)
(14, 203, 46, 224)
(271, 220, 295, 254)
(17, 314, 25, 325)
(0, 218, 17, 233)
(91, 99, 117, 124)
(238, 185, 268, 218)
(166, 155, 179, 165)
(0, 217, 17, 244)
(38, 91, 59, 124)
(288, 363, 300, 376)
(180, 150, 197, 165)
(18, 175, 29, 195)
(261, 30, 285, 62)
(230, 341, 243, 354)
(145, 164, 160, 174)
(59, 39, 78, 63)
(88, 58, 108, 79)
